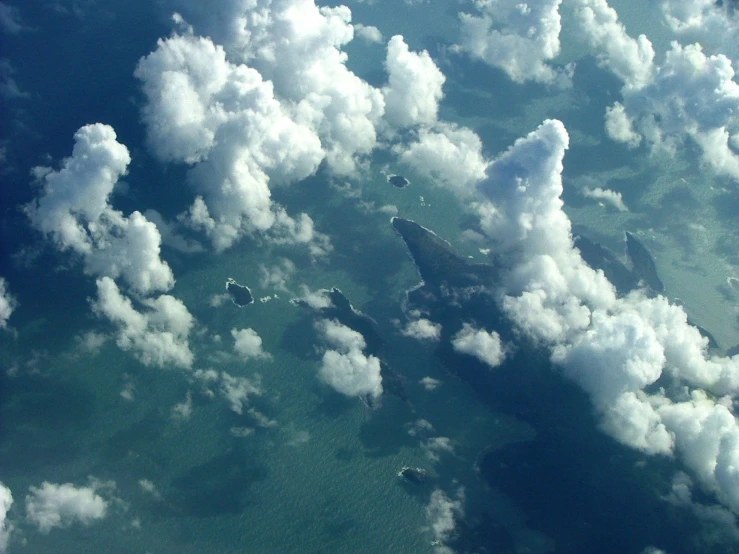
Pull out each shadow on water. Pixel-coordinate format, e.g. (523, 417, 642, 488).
(358, 399, 416, 458)
(166, 448, 268, 518)
(0, 372, 93, 470)
(279, 314, 321, 361)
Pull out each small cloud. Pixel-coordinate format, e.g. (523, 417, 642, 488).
(583, 186, 628, 212)
(137, 479, 161, 501)
(354, 23, 383, 43)
(423, 436, 456, 462)
(0, 482, 12, 552)
(425, 488, 464, 551)
(451, 323, 507, 369)
(402, 318, 441, 341)
(231, 328, 271, 361)
(419, 377, 441, 391)
(171, 391, 193, 420)
(25, 481, 110, 534)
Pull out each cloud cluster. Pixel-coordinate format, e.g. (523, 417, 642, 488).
(193, 369, 263, 415)
(452, 323, 507, 369)
(232, 328, 270, 360)
(0, 482, 12, 553)
(26, 124, 174, 296)
(25, 482, 108, 534)
(92, 277, 194, 369)
(455, 0, 569, 86)
(605, 42, 739, 180)
(0, 278, 16, 330)
(472, 118, 739, 515)
(582, 186, 628, 211)
(317, 318, 383, 400)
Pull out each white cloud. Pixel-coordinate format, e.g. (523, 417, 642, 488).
(426, 488, 464, 550)
(470, 118, 739, 516)
(135, 32, 327, 252)
(232, 328, 270, 360)
(0, 278, 16, 330)
(572, 0, 655, 89)
(259, 258, 295, 292)
(604, 102, 642, 148)
(25, 482, 108, 534)
(382, 35, 445, 129)
(292, 285, 333, 310)
(160, 0, 385, 175)
(582, 186, 628, 211)
(171, 391, 193, 420)
(661, 0, 739, 63)
(91, 277, 194, 369)
(0, 2, 23, 34)
(394, 122, 488, 195)
(424, 436, 456, 462)
(0, 482, 12, 553)
(455, 0, 570, 86)
(402, 318, 441, 341)
(193, 369, 262, 415)
(607, 41, 739, 180)
(420, 376, 441, 391)
(452, 323, 507, 368)
(317, 319, 383, 400)
(354, 23, 383, 43)
(26, 124, 175, 296)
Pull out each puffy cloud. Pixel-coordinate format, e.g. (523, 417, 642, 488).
(25, 482, 108, 534)
(424, 436, 456, 462)
(382, 35, 445, 128)
(608, 41, 739, 180)
(354, 23, 383, 43)
(582, 186, 628, 211)
(0, 278, 16, 329)
(420, 376, 441, 391)
(455, 0, 570, 86)
(604, 102, 642, 147)
(193, 369, 263, 415)
(91, 277, 194, 369)
(394, 122, 488, 195)
(26, 124, 174, 296)
(661, 0, 739, 62)
(572, 0, 655, 89)
(135, 32, 327, 252)
(402, 318, 441, 341)
(426, 488, 464, 551)
(317, 319, 383, 400)
(452, 323, 506, 369)
(161, 0, 385, 175)
(471, 118, 739, 515)
(231, 328, 270, 360)
(0, 482, 12, 552)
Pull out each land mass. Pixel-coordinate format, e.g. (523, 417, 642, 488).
(226, 278, 254, 307)
(625, 232, 665, 294)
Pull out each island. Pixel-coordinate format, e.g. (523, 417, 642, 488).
(397, 466, 427, 484)
(226, 278, 254, 307)
(574, 234, 639, 296)
(625, 232, 665, 294)
(387, 174, 410, 189)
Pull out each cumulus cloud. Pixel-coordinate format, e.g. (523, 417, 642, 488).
(661, 0, 739, 62)
(91, 277, 194, 369)
(605, 41, 739, 180)
(394, 122, 488, 195)
(317, 319, 383, 400)
(470, 118, 739, 516)
(259, 258, 295, 292)
(135, 32, 327, 252)
(193, 369, 262, 415)
(232, 328, 270, 360)
(582, 186, 628, 211)
(160, 0, 385, 175)
(572, 0, 655, 89)
(354, 23, 383, 43)
(452, 323, 507, 369)
(26, 124, 174, 296)
(25, 482, 109, 534)
(455, 0, 570, 86)
(0, 278, 16, 330)
(0, 482, 12, 552)
(420, 376, 441, 391)
(402, 318, 441, 341)
(382, 35, 445, 129)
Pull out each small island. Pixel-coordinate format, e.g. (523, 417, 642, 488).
(226, 278, 254, 307)
(625, 232, 664, 294)
(398, 466, 427, 484)
(387, 174, 410, 189)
